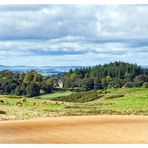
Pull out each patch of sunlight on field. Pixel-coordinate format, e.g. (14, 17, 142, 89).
(97, 88, 148, 110)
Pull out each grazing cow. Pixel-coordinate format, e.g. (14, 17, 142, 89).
(0, 110, 6, 114)
(0, 99, 5, 104)
(33, 102, 36, 106)
(22, 98, 26, 102)
(42, 100, 47, 104)
(16, 100, 23, 107)
(55, 102, 60, 105)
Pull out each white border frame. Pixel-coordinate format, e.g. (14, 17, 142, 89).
(0, 0, 148, 4)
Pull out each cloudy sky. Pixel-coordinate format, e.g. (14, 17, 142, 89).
(0, 5, 148, 66)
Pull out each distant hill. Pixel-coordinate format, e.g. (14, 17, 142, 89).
(0, 65, 83, 76)
(0, 64, 147, 76)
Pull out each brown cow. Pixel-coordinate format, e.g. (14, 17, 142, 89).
(22, 98, 27, 102)
(16, 100, 23, 107)
(0, 99, 5, 104)
(0, 110, 6, 114)
(42, 100, 48, 104)
(33, 102, 36, 106)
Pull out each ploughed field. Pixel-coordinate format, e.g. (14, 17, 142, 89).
(0, 88, 148, 120)
(0, 115, 148, 144)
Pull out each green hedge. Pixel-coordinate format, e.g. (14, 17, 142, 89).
(52, 91, 104, 103)
(104, 94, 124, 99)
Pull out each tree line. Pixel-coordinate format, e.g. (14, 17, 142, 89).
(62, 61, 148, 90)
(0, 61, 148, 97)
(0, 70, 53, 97)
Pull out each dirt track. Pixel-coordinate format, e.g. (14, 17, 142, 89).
(0, 115, 148, 144)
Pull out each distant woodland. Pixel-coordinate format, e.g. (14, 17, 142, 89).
(0, 61, 148, 97)
(62, 61, 148, 90)
(0, 70, 53, 97)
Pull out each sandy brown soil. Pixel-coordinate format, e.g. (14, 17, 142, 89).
(0, 115, 148, 144)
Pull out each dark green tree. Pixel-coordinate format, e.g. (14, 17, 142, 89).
(124, 82, 134, 88)
(93, 78, 102, 90)
(82, 78, 94, 91)
(26, 82, 40, 97)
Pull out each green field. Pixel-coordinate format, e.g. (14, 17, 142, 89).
(0, 88, 148, 120)
(40, 91, 73, 99)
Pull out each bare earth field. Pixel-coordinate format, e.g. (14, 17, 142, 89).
(0, 115, 148, 144)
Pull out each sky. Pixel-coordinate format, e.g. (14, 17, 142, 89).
(0, 5, 148, 66)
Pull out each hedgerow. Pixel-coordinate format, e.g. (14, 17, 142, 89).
(52, 91, 104, 103)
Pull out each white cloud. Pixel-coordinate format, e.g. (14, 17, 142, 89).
(0, 5, 148, 66)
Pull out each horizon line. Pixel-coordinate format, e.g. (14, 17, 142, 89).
(0, 62, 147, 67)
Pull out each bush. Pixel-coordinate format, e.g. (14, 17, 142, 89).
(123, 82, 133, 88)
(142, 82, 148, 88)
(133, 81, 143, 87)
(107, 78, 123, 88)
(52, 91, 104, 103)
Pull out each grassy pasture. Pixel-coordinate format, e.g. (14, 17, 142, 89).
(0, 88, 148, 120)
(40, 91, 73, 99)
